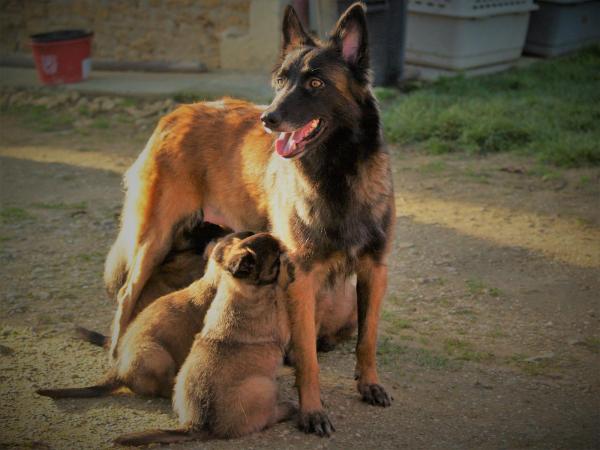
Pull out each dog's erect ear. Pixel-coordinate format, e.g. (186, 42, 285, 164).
(330, 2, 369, 70)
(281, 5, 315, 56)
(226, 249, 257, 279)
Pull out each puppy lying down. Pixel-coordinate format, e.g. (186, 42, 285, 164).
(115, 232, 296, 446)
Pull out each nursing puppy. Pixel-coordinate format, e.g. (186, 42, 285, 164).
(36, 231, 252, 399)
(77, 221, 231, 349)
(115, 233, 295, 446)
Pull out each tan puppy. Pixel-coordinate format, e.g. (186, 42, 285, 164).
(36, 231, 253, 399)
(76, 221, 231, 349)
(114, 233, 295, 446)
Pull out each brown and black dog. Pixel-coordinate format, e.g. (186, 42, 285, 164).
(104, 2, 394, 435)
(114, 232, 295, 446)
(37, 231, 253, 399)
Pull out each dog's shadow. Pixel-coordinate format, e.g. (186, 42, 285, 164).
(50, 392, 172, 416)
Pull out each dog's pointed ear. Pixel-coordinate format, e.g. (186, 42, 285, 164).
(281, 5, 315, 56)
(330, 2, 369, 71)
(226, 249, 257, 279)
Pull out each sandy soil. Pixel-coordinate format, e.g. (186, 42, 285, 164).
(1, 108, 599, 450)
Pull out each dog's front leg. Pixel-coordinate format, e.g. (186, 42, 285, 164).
(355, 258, 392, 406)
(287, 266, 334, 437)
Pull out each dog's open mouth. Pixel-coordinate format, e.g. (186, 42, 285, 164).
(275, 119, 324, 159)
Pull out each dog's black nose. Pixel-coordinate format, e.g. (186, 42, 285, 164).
(260, 111, 281, 128)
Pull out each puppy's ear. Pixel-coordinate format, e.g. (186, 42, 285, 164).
(226, 249, 257, 279)
(281, 5, 315, 56)
(330, 2, 369, 75)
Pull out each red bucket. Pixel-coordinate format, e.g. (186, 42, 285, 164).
(30, 30, 93, 85)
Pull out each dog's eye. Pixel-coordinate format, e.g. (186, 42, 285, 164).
(275, 77, 286, 89)
(308, 78, 324, 89)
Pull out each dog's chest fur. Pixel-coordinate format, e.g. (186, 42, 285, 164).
(265, 147, 393, 269)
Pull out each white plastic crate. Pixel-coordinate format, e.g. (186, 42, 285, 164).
(408, 0, 536, 17)
(406, 11, 534, 69)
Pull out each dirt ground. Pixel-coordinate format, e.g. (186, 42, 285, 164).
(1, 104, 599, 450)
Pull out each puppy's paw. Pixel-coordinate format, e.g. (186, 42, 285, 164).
(358, 382, 392, 407)
(298, 410, 335, 437)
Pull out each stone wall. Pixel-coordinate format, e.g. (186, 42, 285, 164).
(0, 0, 250, 70)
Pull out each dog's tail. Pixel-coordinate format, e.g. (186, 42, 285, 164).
(114, 428, 210, 447)
(36, 378, 120, 399)
(75, 326, 110, 348)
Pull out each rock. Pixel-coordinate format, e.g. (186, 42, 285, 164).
(100, 98, 116, 111)
(69, 91, 81, 103)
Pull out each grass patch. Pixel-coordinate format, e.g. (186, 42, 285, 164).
(418, 161, 447, 174)
(378, 337, 452, 370)
(466, 278, 502, 297)
(91, 118, 110, 129)
(382, 45, 600, 167)
(381, 310, 413, 333)
(7, 104, 74, 132)
(443, 337, 494, 362)
(0, 207, 34, 224)
(466, 278, 486, 295)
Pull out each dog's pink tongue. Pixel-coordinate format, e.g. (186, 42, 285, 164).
(275, 132, 295, 157)
(274, 121, 316, 158)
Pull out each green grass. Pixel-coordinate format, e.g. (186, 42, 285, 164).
(378, 337, 452, 370)
(382, 45, 600, 167)
(443, 337, 494, 362)
(418, 161, 447, 174)
(91, 118, 110, 129)
(381, 310, 413, 332)
(466, 278, 502, 298)
(6, 104, 74, 132)
(581, 337, 600, 354)
(0, 207, 34, 224)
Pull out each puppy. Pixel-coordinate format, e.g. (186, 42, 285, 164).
(76, 221, 231, 349)
(115, 233, 296, 446)
(36, 231, 253, 399)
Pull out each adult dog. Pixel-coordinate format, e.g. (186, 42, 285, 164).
(104, 2, 394, 436)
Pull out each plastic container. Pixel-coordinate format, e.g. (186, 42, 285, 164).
(337, 0, 407, 85)
(405, 0, 537, 70)
(30, 30, 93, 85)
(408, 0, 536, 18)
(525, 0, 600, 57)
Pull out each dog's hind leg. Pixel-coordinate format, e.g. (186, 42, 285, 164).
(108, 171, 203, 359)
(109, 220, 186, 359)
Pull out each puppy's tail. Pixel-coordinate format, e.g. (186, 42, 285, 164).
(74, 326, 110, 348)
(114, 429, 210, 447)
(36, 379, 120, 399)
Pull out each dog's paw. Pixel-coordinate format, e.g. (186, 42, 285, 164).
(358, 382, 392, 407)
(298, 410, 335, 437)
